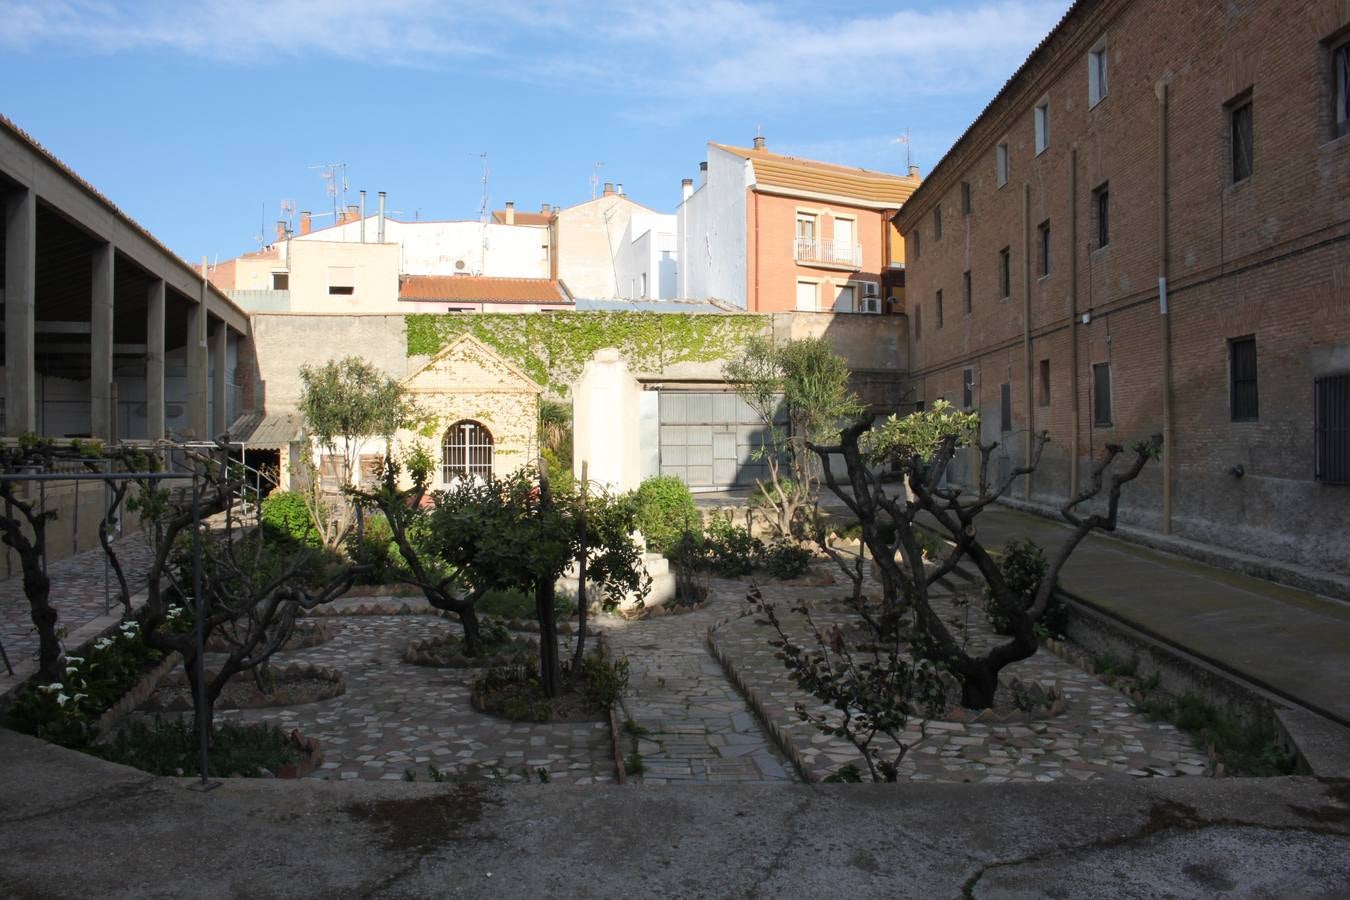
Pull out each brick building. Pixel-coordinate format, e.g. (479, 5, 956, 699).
(895, 0, 1350, 583)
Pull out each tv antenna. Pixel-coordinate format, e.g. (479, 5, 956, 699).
(309, 162, 349, 222)
(478, 152, 490, 223)
(892, 130, 912, 169)
(590, 161, 605, 199)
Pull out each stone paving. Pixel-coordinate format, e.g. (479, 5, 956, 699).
(189, 614, 617, 785)
(601, 601, 796, 784)
(707, 563, 1208, 784)
(0, 532, 156, 674)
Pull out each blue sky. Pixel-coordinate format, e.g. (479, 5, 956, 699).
(0, 0, 1066, 264)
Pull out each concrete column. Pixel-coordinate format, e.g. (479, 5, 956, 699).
(572, 348, 642, 494)
(4, 187, 36, 436)
(90, 242, 114, 438)
(211, 322, 228, 436)
(145, 279, 165, 440)
(186, 304, 208, 439)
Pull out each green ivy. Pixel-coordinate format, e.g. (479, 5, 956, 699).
(405, 312, 767, 395)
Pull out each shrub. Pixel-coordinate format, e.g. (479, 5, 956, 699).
(348, 514, 399, 584)
(572, 652, 630, 711)
(986, 538, 1067, 637)
(261, 490, 319, 548)
(632, 475, 699, 554)
(93, 717, 303, 778)
(762, 540, 812, 580)
(477, 588, 575, 621)
(668, 528, 710, 603)
(703, 515, 761, 577)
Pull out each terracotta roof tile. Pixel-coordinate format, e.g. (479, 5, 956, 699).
(399, 275, 572, 304)
(713, 143, 921, 206)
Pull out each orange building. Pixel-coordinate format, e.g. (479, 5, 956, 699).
(677, 136, 921, 313)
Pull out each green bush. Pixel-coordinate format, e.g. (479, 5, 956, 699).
(93, 717, 302, 778)
(986, 538, 1067, 637)
(261, 490, 319, 548)
(477, 588, 575, 621)
(632, 475, 699, 554)
(348, 514, 400, 584)
(572, 652, 630, 712)
(704, 515, 761, 577)
(762, 540, 812, 580)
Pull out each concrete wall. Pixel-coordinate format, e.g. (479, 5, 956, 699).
(896, 0, 1350, 578)
(250, 313, 414, 411)
(614, 212, 678, 301)
(555, 195, 658, 299)
(677, 146, 749, 307)
(285, 240, 401, 313)
(572, 349, 643, 493)
(291, 216, 550, 279)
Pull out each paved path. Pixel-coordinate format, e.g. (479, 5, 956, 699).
(938, 505, 1350, 726)
(602, 597, 795, 783)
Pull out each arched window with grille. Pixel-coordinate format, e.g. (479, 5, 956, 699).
(441, 420, 494, 483)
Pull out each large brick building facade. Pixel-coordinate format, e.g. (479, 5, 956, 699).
(895, 0, 1350, 582)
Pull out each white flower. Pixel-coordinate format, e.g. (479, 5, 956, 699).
(55, 693, 70, 707)
(65, 666, 79, 676)
(73, 693, 87, 702)
(37, 682, 62, 694)
(94, 638, 113, 651)
(64, 656, 84, 664)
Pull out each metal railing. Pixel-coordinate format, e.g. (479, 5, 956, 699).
(794, 237, 862, 267)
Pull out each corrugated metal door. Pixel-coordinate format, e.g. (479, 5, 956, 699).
(658, 391, 777, 490)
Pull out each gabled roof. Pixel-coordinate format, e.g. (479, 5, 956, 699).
(404, 333, 544, 395)
(712, 143, 921, 207)
(399, 275, 572, 305)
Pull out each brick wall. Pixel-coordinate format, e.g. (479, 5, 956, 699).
(896, 0, 1350, 576)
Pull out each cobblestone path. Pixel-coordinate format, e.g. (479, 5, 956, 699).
(602, 597, 795, 784)
(708, 565, 1208, 784)
(205, 615, 616, 784)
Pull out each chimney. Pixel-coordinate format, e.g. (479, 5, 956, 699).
(359, 190, 367, 243)
(616, 183, 624, 196)
(347, 204, 359, 224)
(681, 178, 693, 202)
(377, 191, 386, 243)
(541, 203, 552, 215)
(908, 165, 921, 178)
(300, 210, 312, 235)
(275, 219, 287, 242)
(753, 135, 766, 151)
(699, 161, 708, 186)
(504, 201, 515, 225)
(603, 182, 615, 197)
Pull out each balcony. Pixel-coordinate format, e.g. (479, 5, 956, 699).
(794, 237, 862, 269)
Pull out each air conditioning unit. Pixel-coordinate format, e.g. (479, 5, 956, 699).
(860, 293, 881, 314)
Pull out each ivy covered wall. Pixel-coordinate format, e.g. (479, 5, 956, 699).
(406, 311, 768, 395)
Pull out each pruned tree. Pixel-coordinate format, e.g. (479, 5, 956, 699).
(724, 336, 864, 542)
(297, 357, 412, 552)
(805, 401, 1161, 707)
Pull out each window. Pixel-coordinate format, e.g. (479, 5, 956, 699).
(1229, 336, 1259, 421)
(1314, 373, 1350, 483)
(1034, 101, 1050, 154)
(962, 270, 972, 315)
(999, 247, 1011, 299)
(640, 272, 648, 298)
(936, 289, 944, 328)
(1092, 363, 1112, 426)
(271, 271, 289, 290)
(1094, 183, 1110, 249)
(1038, 221, 1052, 277)
(963, 368, 975, 409)
(1334, 38, 1350, 138)
(327, 266, 355, 296)
(318, 455, 344, 490)
(914, 303, 922, 341)
(1039, 359, 1051, 406)
(996, 142, 1010, 186)
(834, 284, 855, 313)
(795, 280, 818, 311)
(1000, 383, 1012, 432)
(1230, 92, 1254, 183)
(795, 213, 818, 258)
(961, 181, 973, 215)
(1089, 43, 1108, 106)
(442, 420, 493, 482)
(933, 206, 943, 240)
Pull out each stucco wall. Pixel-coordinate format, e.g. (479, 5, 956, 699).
(677, 146, 749, 307)
(285, 240, 401, 313)
(291, 217, 550, 279)
(251, 313, 414, 411)
(555, 195, 656, 299)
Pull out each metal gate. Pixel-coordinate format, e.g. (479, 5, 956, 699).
(658, 391, 779, 491)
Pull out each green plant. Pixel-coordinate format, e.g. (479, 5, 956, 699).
(93, 716, 303, 777)
(762, 540, 812, 580)
(986, 539, 1068, 638)
(625, 753, 645, 776)
(1137, 694, 1295, 777)
(477, 587, 574, 621)
(622, 719, 652, 738)
(348, 514, 399, 584)
(1090, 651, 1138, 678)
(668, 527, 711, 603)
(823, 763, 864, 783)
(703, 515, 761, 577)
(572, 652, 630, 711)
(632, 475, 699, 555)
(536, 767, 551, 783)
(261, 490, 320, 549)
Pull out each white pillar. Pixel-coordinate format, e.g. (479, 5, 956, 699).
(572, 348, 642, 493)
(90, 242, 114, 438)
(4, 187, 36, 435)
(145, 279, 165, 440)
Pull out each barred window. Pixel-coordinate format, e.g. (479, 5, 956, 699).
(1229, 336, 1259, 421)
(442, 420, 494, 482)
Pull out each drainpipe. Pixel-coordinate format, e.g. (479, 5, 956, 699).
(377, 191, 386, 243)
(752, 191, 760, 312)
(359, 190, 367, 243)
(1069, 145, 1081, 495)
(1023, 181, 1034, 500)
(1158, 82, 1174, 533)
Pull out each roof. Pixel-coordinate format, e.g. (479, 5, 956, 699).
(230, 412, 306, 450)
(897, 0, 1091, 222)
(399, 275, 573, 305)
(712, 143, 921, 207)
(491, 209, 554, 226)
(405, 333, 544, 394)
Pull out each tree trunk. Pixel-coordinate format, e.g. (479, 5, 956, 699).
(957, 659, 1001, 709)
(460, 603, 482, 657)
(23, 561, 61, 683)
(535, 468, 562, 698)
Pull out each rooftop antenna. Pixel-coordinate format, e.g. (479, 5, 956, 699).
(590, 161, 605, 199)
(478, 152, 490, 223)
(254, 202, 265, 249)
(309, 162, 349, 223)
(892, 130, 912, 169)
(279, 199, 296, 235)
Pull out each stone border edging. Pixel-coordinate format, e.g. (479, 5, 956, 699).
(93, 651, 182, 741)
(142, 664, 346, 712)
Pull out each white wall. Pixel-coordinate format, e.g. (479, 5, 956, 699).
(614, 212, 678, 300)
(677, 146, 749, 308)
(292, 216, 549, 278)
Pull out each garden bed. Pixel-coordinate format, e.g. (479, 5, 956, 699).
(205, 620, 343, 653)
(94, 716, 322, 778)
(141, 664, 345, 711)
(403, 633, 538, 669)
